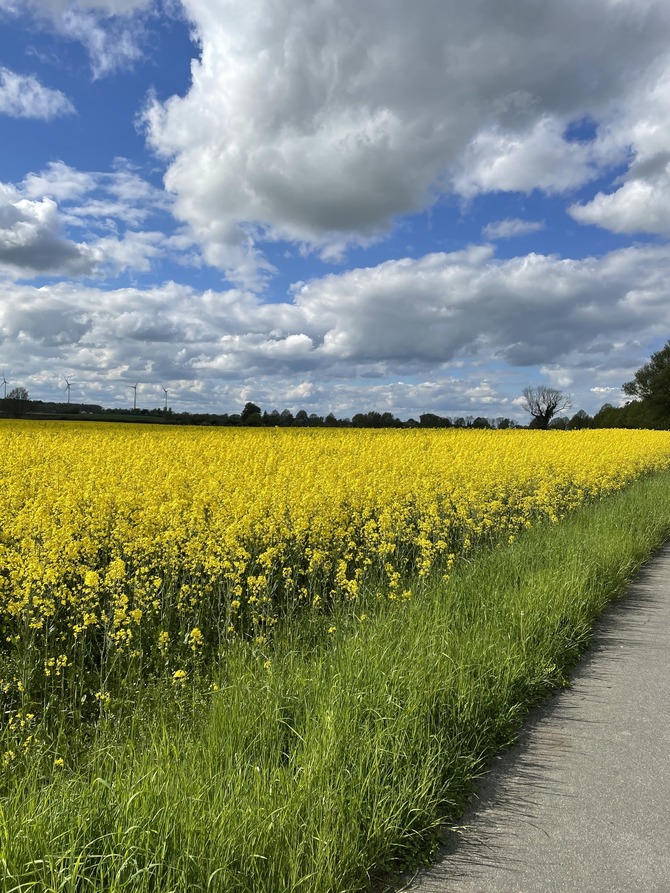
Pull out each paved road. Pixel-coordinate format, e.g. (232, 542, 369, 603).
(404, 541, 670, 893)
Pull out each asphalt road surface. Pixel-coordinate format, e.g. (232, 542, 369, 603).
(404, 540, 670, 893)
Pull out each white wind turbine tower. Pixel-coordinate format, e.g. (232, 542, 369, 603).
(63, 375, 73, 404)
(1, 372, 7, 399)
(162, 385, 169, 411)
(128, 381, 139, 410)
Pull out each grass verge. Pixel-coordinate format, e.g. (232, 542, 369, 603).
(3, 468, 670, 893)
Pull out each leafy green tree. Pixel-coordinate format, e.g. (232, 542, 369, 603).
(567, 409, 593, 430)
(419, 412, 451, 428)
(379, 411, 402, 428)
(4, 386, 31, 418)
(592, 403, 621, 428)
(594, 399, 664, 430)
(352, 411, 383, 428)
(623, 340, 670, 422)
(241, 402, 262, 425)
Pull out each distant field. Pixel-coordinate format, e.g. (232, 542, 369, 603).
(3, 423, 670, 892)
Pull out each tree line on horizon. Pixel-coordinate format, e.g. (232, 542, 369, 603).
(0, 396, 664, 431)
(2, 339, 669, 430)
(0, 392, 524, 429)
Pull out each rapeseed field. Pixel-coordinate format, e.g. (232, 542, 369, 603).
(2, 421, 670, 729)
(4, 421, 670, 892)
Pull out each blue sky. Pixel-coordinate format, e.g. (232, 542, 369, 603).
(2, 0, 670, 420)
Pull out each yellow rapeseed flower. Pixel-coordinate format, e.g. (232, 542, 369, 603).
(2, 421, 670, 713)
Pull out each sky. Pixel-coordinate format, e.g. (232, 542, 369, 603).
(2, 0, 670, 421)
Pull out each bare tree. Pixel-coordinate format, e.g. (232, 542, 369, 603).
(521, 386, 571, 429)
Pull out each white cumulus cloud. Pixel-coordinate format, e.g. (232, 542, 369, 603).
(569, 61, 670, 235)
(141, 0, 670, 286)
(570, 160, 670, 235)
(0, 193, 94, 275)
(0, 67, 74, 118)
(0, 162, 182, 279)
(2, 243, 669, 416)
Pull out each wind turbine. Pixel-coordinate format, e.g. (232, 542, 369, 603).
(128, 381, 139, 410)
(162, 385, 169, 412)
(1, 372, 7, 399)
(63, 376, 73, 404)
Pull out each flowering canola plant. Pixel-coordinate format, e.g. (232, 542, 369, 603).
(2, 421, 670, 724)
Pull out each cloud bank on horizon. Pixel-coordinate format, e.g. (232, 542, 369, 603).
(1, 0, 670, 418)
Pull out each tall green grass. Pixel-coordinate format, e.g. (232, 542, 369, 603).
(3, 469, 670, 893)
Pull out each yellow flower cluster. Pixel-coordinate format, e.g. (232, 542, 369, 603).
(1, 421, 670, 717)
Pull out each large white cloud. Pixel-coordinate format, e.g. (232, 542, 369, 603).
(9, 0, 670, 274)
(292, 245, 670, 368)
(3, 243, 670, 416)
(141, 0, 670, 285)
